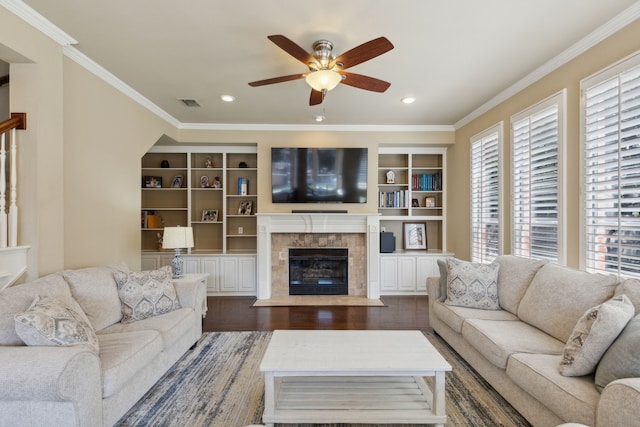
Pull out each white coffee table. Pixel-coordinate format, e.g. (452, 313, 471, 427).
(260, 330, 452, 426)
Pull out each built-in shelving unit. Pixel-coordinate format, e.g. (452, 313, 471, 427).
(378, 146, 452, 294)
(141, 146, 258, 295)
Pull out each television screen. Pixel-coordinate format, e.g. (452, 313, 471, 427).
(271, 147, 368, 203)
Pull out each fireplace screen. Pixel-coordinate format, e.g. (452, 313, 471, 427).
(288, 248, 348, 295)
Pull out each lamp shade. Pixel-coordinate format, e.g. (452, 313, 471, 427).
(305, 70, 342, 92)
(162, 226, 194, 250)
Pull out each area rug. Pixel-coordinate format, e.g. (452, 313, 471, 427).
(115, 331, 531, 427)
(251, 296, 385, 307)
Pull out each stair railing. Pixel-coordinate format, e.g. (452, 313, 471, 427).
(0, 113, 26, 248)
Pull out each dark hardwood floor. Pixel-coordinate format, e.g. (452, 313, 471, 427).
(203, 296, 431, 331)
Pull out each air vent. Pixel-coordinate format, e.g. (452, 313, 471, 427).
(179, 98, 201, 107)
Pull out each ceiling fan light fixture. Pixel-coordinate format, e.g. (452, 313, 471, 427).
(305, 70, 342, 92)
(401, 96, 416, 104)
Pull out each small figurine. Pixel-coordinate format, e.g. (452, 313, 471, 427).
(200, 176, 210, 188)
(213, 177, 221, 188)
(204, 156, 213, 168)
(386, 170, 395, 184)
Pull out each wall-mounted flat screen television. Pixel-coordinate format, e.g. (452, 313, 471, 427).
(271, 147, 368, 203)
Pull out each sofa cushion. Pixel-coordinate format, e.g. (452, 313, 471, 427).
(0, 273, 86, 346)
(113, 266, 181, 323)
(614, 278, 640, 314)
(517, 263, 618, 342)
(98, 308, 194, 350)
(462, 319, 565, 369)
(494, 255, 548, 315)
(595, 313, 640, 392)
(98, 330, 163, 398)
(445, 258, 500, 310)
(14, 296, 99, 353)
(560, 295, 634, 376)
(63, 263, 128, 331)
(432, 299, 517, 333)
(507, 353, 599, 426)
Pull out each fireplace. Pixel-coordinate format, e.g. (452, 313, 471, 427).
(289, 248, 348, 295)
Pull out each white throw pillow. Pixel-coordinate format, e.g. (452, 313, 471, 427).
(113, 266, 181, 323)
(14, 296, 99, 353)
(444, 258, 500, 310)
(560, 294, 634, 376)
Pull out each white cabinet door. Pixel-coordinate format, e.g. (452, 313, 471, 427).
(416, 257, 435, 292)
(184, 257, 200, 274)
(238, 256, 257, 292)
(220, 258, 239, 292)
(379, 256, 398, 291)
(200, 257, 220, 293)
(398, 257, 416, 291)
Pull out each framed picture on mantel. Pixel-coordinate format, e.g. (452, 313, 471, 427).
(403, 222, 427, 250)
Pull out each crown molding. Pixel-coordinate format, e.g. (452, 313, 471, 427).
(177, 122, 455, 132)
(0, 0, 77, 46)
(454, 1, 640, 129)
(63, 45, 181, 127)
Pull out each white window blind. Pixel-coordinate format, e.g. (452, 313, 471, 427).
(471, 125, 501, 263)
(583, 55, 640, 277)
(511, 92, 564, 263)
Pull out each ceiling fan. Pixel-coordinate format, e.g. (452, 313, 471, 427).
(248, 35, 394, 106)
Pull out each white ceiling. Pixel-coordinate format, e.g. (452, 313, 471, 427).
(18, 0, 640, 128)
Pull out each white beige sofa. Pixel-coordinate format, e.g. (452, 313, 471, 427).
(427, 255, 640, 427)
(0, 263, 206, 427)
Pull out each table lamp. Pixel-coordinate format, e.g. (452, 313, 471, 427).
(162, 226, 194, 278)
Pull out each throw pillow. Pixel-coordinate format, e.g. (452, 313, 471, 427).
(437, 258, 448, 302)
(113, 266, 181, 323)
(14, 296, 99, 353)
(595, 313, 640, 391)
(444, 258, 500, 310)
(560, 294, 634, 376)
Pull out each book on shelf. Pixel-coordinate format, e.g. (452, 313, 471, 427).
(412, 173, 442, 191)
(237, 177, 248, 195)
(378, 190, 409, 208)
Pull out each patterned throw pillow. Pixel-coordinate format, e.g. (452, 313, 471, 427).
(560, 294, 634, 376)
(14, 296, 99, 353)
(444, 258, 500, 310)
(113, 266, 181, 323)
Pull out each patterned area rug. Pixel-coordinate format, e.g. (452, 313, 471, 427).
(115, 331, 531, 427)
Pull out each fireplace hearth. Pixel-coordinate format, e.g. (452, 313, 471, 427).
(289, 248, 348, 295)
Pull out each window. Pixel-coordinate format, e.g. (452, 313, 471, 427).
(582, 52, 640, 277)
(511, 91, 565, 263)
(470, 124, 502, 263)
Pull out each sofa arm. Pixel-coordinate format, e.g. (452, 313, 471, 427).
(174, 278, 207, 318)
(427, 276, 441, 303)
(597, 377, 640, 426)
(0, 346, 102, 425)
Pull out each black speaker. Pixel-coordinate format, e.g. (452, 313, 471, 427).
(380, 232, 396, 253)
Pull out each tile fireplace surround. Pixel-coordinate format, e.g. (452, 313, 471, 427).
(256, 213, 381, 300)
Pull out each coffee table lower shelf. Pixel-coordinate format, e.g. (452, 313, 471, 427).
(263, 376, 446, 425)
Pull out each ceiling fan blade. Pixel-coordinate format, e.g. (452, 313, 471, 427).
(331, 37, 394, 70)
(309, 89, 324, 106)
(248, 73, 306, 87)
(267, 35, 315, 66)
(339, 72, 391, 93)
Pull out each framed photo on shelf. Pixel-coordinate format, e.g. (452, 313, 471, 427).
(403, 222, 427, 250)
(171, 175, 183, 188)
(411, 198, 419, 207)
(144, 176, 162, 188)
(238, 200, 253, 215)
(425, 196, 436, 207)
(201, 209, 218, 222)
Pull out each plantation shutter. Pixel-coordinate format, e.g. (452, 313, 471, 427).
(471, 129, 500, 263)
(583, 60, 640, 277)
(511, 98, 561, 262)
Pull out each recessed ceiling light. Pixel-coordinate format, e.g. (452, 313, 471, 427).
(313, 115, 325, 122)
(220, 94, 235, 102)
(401, 97, 416, 104)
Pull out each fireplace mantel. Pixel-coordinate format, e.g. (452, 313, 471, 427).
(256, 213, 381, 300)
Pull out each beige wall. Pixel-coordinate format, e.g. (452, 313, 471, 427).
(449, 18, 640, 268)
